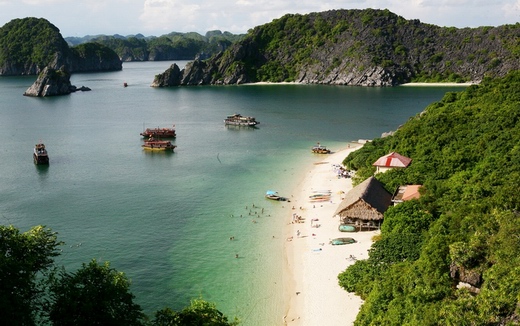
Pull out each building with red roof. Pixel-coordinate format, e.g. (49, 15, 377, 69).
(372, 152, 412, 173)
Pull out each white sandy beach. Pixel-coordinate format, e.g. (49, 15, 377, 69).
(283, 143, 378, 326)
(400, 82, 477, 86)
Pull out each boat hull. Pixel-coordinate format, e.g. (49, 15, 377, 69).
(330, 237, 356, 245)
(142, 147, 175, 151)
(142, 144, 176, 151)
(338, 224, 357, 232)
(142, 141, 176, 152)
(33, 143, 49, 164)
(224, 113, 259, 126)
(224, 121, 259, 126)
(33, 153, 49, 165)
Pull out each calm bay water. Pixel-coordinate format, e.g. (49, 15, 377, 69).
(0, 61, 465, 325)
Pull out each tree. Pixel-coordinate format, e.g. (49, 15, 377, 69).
(0, 225, 62, 325)
(48, 259, 145, 326)
(151, 299, 239, 326)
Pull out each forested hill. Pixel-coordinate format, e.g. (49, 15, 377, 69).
(0, 18, 121, 76)
(339, 71, 520, 324)
(156, 9, 520, 86)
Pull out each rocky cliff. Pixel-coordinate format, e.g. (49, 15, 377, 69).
(152, 9, 520, 87)
(23, 65, 91, 97)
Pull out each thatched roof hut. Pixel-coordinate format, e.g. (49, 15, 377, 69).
(334, 176, 392, 230)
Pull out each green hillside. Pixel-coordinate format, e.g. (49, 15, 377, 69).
(340, 71, 520, 325)
(170, 9, 520, 86)
(0, 17, 70, 74)
(0, 17, 122, 75)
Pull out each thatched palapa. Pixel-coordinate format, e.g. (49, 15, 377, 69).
(334, 176, 392, 230)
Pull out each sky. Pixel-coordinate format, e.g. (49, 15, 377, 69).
(0, 0, 518, 37)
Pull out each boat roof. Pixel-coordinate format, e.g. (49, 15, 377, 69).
(266, 190, 278, 195)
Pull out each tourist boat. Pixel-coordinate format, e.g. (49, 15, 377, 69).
(330, 237, 356, 245)
(265, 190, 287, 201)
(33, 143, 49, 165)
(142, 137, 176, 152)
(338, 224, 357, 232)
(140, 124, 176, 138)
(312, 143, 331, 154)
(224, 113, 259, 126)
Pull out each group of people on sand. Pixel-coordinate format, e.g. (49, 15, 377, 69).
(291, 213, 304, 224)
(332, 164, 352, 179)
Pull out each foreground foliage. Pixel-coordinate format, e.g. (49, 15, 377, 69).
(0, 225, 237, 326)
(339, 71, 520, 324)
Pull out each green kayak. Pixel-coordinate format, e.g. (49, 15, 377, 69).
(338, 224, 356, 232)
(330, 237, 356, 245)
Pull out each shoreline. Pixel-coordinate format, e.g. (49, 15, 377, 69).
(244, 81, 476, 87)
(283, 143, 378, 325)
(399, 82, 476, 87)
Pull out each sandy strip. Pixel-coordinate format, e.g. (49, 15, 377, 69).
(283, 143, 379, 326)
(399, 82, 476, 86)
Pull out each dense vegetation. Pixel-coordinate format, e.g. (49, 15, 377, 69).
(339, 70, 520, 325)
(175, 9, 520, 86)
(0, 225, 238, 325)
(0, 18, 121, 75)
(0, 18, 70, 75)
(250, 9, 520, 83)
(66, 31, 244, 61)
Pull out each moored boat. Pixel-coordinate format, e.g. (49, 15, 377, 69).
(265, 190, 287, 201)
(330, 237, 356, 245)
(338, 224, 357, 232)
(140, 124, 176, 138)
(309, 194, 331, 202)
(142, 137, 176, 152)
(312, 142, 331, 154)
(33, 143, 49, 165)
(224, 113, 259, 126)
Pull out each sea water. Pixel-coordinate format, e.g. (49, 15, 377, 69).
(0, 61, 466, 325)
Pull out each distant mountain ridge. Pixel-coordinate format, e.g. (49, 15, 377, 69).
(152, 9, 520, 87)
(65, 30, 245, 62)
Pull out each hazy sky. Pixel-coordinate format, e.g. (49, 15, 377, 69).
(0, 0, 518, 37)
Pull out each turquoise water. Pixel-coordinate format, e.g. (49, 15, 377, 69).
(0, 62, 465, 325)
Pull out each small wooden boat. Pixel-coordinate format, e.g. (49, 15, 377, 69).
(224, 113, 259, 126)
(140, 124, 176, 138)
(330, 237, 356, 245)
(265, 190, 287, 201)
(33, 143, 49, 165)
(142, 137, 176, 152)
(312, 143, 331, 154)
(338, 224, 357, 232)
(309, 192, 331, 202)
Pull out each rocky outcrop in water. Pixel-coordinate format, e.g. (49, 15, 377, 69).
(151, 63, 183, 87)
(23, 66, 90, 97)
